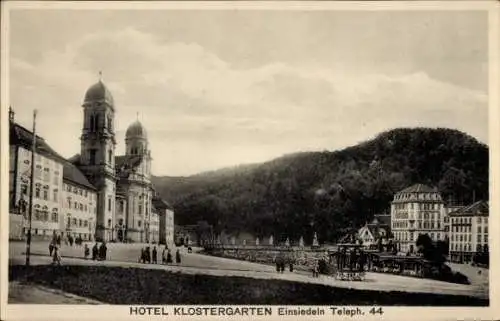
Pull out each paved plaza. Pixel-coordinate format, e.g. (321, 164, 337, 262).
(9, 241, 488, 300)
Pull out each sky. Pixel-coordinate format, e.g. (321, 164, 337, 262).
(8, 8, 489, 176)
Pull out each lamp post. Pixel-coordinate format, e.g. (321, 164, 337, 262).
(25, 109, 37, 266)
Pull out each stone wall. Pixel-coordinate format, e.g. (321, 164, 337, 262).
(205, 245, 331, 268)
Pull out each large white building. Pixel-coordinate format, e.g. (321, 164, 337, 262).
(391, 184, 447, 253)
(9, 79, 174, 244)
(448, 200, 489, 263)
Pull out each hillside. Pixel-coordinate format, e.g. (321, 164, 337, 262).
(152, 127, 488, 244)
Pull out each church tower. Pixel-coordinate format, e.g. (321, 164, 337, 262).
(124, 119, 153, 242)
(79, 77, 117, 241)
(125, 119, 151, 179)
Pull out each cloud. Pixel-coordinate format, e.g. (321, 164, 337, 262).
(10, 27, 488, 176)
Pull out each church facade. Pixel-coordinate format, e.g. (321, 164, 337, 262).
(8, 79, 174, 245)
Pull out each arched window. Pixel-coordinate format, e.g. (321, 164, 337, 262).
(107, 115, 113, 131)
(94, 115, 100, 130)
(52, 208, 58, 222)
(35, 184, 41, 198)
(42, 206, 49, 221)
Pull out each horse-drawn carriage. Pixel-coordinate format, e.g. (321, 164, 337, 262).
(328, 243, 368, 281)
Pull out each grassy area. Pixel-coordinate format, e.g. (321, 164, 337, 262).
(9, 265, 488, 306)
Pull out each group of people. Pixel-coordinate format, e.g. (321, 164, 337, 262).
(139, 246, 181, 265)
(86, 242, 108, 261)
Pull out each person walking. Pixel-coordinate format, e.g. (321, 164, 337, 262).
(92, 242, 99, 260)
(99, 242, 108, 261)
(145, 247, 151, 264)
(84, 244, 90, 259)
(152, 246, 158, 264)
(139, 248, 145, 263)
(52, 246, 62, 266)
(49, 242, 54, 257)
(175, 249, 181, 264)
(312, 260, 319, 278)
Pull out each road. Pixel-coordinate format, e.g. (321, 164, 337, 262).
(9, 241, 488, 299)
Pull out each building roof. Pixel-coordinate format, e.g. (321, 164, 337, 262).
(448, 200, 489, 217)
(152, 196, 173, 210)
(365, 224, 389, 239)
(115, 154, 143, 178)
(398, 183, 436, 194)
(372, 214, 391, 226)
(126, 120, 147, 140)
(10, 122, 67, 163)
(10, 122, 96, 191)
(83, 80, 114, 108)
(63, 160, 96, 190)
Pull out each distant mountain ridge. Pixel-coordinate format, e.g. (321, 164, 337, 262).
(152, 127, 488, 243)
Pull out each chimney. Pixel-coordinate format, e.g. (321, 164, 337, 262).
(8, 106, 14, 122)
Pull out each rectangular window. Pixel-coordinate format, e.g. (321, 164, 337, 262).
(35, 165, 42, 179)
(484, 235, 488, 243)
(53, 189, 58, 202)
(477, 234, 481, 242)
(478, 226, 482, 233)
(43, 190, 48, 200)
(21, 184, 28, 195)
(43, 168, 50, 182)
(108, 198, 112, 211)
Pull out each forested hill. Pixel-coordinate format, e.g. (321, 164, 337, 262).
(152, 127, 488, 244)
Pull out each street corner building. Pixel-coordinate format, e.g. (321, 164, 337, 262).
(8, 79, 175, 245)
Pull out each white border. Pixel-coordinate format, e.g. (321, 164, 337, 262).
(1, 2, 499, 321)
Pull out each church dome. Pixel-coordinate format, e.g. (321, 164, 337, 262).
(126, 120, 147, 140)
(83, 80, 114, 107)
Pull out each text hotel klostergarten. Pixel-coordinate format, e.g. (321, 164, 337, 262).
(129, 306, 384, 317)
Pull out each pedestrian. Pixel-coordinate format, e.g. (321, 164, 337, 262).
(99, 242, 107, 261)
(92, 243, 99, 260)
(289, 261, 294, 272)
(139, 248, 145, 263)
(175, 249, 181, 264)
(152, 246, 158, 264)
(56, 235, 61, 246)
(146, 246, 151, 264)
(49, 242, 54, 257)
(166, 249, 173, 264)
(52, 246, 62, 266)
(84, 244, 90, 259)
(312, 260, 319, 278)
